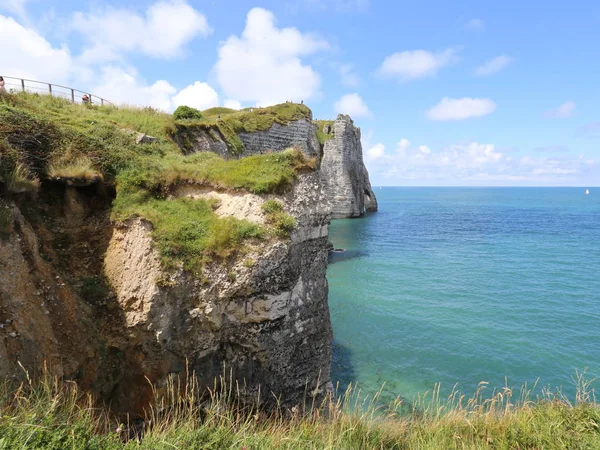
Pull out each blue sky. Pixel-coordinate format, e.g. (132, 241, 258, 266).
(1, 0, 599, 186)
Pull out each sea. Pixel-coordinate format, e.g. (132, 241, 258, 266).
(327, 187, 600, 404)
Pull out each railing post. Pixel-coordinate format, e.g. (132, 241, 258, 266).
(21, 79, 25, 92)
(71, 89, 75, 103)
(48, 84, 52, 95)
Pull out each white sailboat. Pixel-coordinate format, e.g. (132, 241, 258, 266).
(586, 189, 590, 195)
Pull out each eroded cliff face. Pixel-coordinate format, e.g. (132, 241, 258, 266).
(174, 118, 320, 160)
(320, 115, 378, 219)
(174, 111, 377, 219)
(0, 174, 332, 414)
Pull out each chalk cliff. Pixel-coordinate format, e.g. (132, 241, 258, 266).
(0, 174, 332, 414)
(319, 115, 378, 218)
(173, 108, 377, 219)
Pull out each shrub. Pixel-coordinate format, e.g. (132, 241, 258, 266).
(270, 212, 296, 237)
(173, 105, 203, 121)
(262, 199, 284, 214)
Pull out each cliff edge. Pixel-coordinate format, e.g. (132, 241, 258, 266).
(318, 115, 378, 218)
(0, 94, 332, 414)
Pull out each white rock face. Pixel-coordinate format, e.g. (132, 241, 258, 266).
(320, 115, 378, 218)
(103, 173, 333, 409)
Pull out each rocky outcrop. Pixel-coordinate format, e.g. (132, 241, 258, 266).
(238, 119, 320, 159)
(104, 172, 333, 410)
(0, 175, 333, 414)
(173, 118, 320, 159)
(320, 115, 378, 218)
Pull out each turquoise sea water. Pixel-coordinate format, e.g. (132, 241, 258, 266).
(328, 188, 600, 404)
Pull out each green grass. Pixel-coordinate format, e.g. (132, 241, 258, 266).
(1, 371, 599, 449)
(314, 120, 335, 145)
(117, 198, 264, 272)
(262, 200, 297, 237)
(175, 102, 312, 154)
(0, 92, 315, 274)
(202, 106, 237, 117)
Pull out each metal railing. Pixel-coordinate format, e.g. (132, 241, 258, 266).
(0, 75, 115, 107)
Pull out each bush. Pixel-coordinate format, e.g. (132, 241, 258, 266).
(173, 105, 203, 121)
(262, 199, 284, 214)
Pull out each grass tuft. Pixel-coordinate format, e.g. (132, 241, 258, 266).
(47, 155, 102, 181)
(1, 370, 599, 449)
(314, 120, 335, 145)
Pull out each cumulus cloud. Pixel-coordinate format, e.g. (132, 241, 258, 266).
(366, 143, 385, 161)
(72, 0, 212, 63)
(465, 18, 485, 30)
(224, 99, 242, 110)
(90, 66, 177, 111)
(426, 97, 496, 121)
(369, 139, 597, 185)
(0, 14, 74, 84)
(213, 7, 329, 106)
(172, 81, 219, 110)
(378, 48, 458, 81)
(474, 55, 512, 76)
(544, 101, 576, 118)
(0, 7, 226, 112)
(334, 93, 371, 118)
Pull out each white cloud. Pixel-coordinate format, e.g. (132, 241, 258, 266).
(366, 143, 385, 161)
(91, 66, 177, 111)
(426, 97, 496, 121)
(0, 14, 74, 84)
(465, 18, 485, 30)
(172, 81, 219, 110)
(378, 48, 458, 81)
(545, 101, 576, 118)
(370, 139, 597, 185)
(334, 93, 370, 118)
(224, 99, 242, 110)
(72, 0, 211, 63)
(474, 55, 512, 76)
(397, 138, 411, 152)
(213, 7, 329, 107)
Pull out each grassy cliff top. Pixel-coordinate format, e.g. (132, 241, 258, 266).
(176, 102, 313, 154)
(0, 92, 314, 272)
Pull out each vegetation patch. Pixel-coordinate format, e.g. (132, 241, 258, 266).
(48, 156, 102, 182)
(0, 93, 314, 273)
(2, 372, 600, 449)
(262, 199, 296, 237)
(314, 119, 335, 145)
(116, 198, 263, 272)
(173, 105, 203, 121)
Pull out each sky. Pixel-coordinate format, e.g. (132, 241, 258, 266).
(1, 0, 599, 186)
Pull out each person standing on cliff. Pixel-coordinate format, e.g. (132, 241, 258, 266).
(0, 77, 6, 93)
